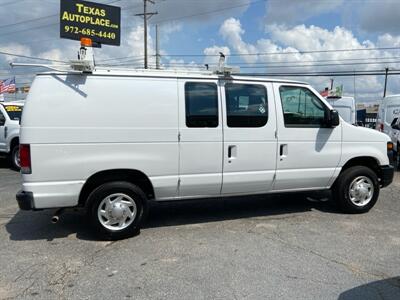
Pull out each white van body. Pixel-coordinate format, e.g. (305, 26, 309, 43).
(16, 68, 394, 239)
(376, 95, 400, 135)
(389, 117, 400, 153)
(0, 101, 24, 168)
(326, 96, 356, 124)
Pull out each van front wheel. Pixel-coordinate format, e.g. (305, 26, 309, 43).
(87, 181, 147, 240)
(333, 166, 379, 213)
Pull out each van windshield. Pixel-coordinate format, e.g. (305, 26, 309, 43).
(3, 105, 23, 121)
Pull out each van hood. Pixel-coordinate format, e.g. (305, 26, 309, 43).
(342, 121, 390, 142)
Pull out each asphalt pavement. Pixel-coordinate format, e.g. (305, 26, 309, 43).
(0, 158, 399, 300)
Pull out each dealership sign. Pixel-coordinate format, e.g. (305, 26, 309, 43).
(60, 0, 121, 46)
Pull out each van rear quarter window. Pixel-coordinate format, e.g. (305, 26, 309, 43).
(185, 82, 218, 128)
(225, 83, 268, 127)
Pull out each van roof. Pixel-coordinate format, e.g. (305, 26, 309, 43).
(37, 67, 308, 85)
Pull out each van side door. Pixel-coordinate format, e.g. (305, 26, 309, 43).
(273, 83, 342, 191)
(221, 80, 277, 194)
(0, 106, 6, 152)
(177, 79, 223, 197)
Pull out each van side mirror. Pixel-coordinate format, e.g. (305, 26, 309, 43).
(326, 110, 340, 127)
(390, 118, 398, 127)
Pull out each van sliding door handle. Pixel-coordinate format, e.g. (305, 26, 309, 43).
(228, 145, 237, 162)
(280, 144, 288, 160)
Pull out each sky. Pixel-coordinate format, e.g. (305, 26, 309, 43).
(1, 0, 400, 103)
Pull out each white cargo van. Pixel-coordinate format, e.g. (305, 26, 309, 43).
(16, 68, 394, 240)
(326, 96, 356, 124)
(376, 95, 400, 134)
(0, 101, 24, 169)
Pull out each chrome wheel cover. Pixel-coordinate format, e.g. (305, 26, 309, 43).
(97, 193, 137, 231)
(348, 176, 374, 207)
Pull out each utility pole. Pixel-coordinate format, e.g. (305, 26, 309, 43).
(383, 67, 389, 98)
(135, 0, 157, 69)
(155, 24, 160, 69)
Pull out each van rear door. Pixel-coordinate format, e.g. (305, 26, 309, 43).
(220, 80, 277, 194)
(177, 79, 223, 197)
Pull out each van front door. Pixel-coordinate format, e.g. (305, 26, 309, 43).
(178, 79, 223, 198)
(273, 84, 342, 191)
(221, 81, 277, 194)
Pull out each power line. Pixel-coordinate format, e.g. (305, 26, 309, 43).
(153, 0, 265, 24)
(238, 69, 400, 77)
(0, 50, 67, 63)
(160, 46, 400, 57)
(108, 59, 400, 69)
(157, 60, 400, 69)
(100, 47, 400, 64)
(163, 55, 400, 65)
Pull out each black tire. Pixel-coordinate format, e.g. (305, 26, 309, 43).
(332, 166, 380, 214)
(397, 145, 400, 170)
(86, 181, 147, 240)
(9, 144, 20, 171)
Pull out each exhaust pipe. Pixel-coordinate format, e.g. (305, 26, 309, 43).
(51, 208, 65, 224)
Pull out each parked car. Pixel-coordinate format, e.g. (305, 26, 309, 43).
(326, 96, 356, 125)
(16, 68, 394, 240)
(376, 95, 400, 135)
(0, 101, 24, 169)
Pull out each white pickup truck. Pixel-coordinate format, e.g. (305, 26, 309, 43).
(16, 68, 395, 240)
(0, 102, 23, 170)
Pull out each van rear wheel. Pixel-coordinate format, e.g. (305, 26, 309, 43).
(86, 181, 147, 240)
(333, 166, 379, 214)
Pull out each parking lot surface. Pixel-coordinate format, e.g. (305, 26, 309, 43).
(0, 159, 399, 300)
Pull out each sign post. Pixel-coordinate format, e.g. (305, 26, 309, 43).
(60, 0, 121, 46)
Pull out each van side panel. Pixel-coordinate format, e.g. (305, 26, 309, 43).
(21, 75, 179, 208)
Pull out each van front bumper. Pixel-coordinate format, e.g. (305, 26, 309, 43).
(380, 165, 394, 188)
(16, 190, 35, 210)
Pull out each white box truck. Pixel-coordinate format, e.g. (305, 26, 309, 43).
(16, 67, 394, 240)
(326, 96, 356, 125)
(376, 95, 400, 134)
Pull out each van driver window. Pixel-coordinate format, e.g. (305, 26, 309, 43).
(279, 86, 327, 127)
(225, 83, 268, 127)
(185, 82, 218, 128)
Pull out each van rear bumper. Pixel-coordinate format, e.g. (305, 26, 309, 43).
(16, 190, 35, 210)
(16, 180, 84, 209)
(380, 165, 394, 188)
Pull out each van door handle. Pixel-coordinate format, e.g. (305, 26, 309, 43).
(280, 144, 288, 160)
(228, 145, 237, 162)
